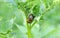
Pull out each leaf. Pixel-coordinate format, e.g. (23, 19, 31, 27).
(39, 3, 60, 38)
(0, 2, 16, 33)
(15, 9, 26, 25)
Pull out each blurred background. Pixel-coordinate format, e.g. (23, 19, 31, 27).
(0, 0, 60, 38)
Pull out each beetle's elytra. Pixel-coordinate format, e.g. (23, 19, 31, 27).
(27, 14, 35, 23)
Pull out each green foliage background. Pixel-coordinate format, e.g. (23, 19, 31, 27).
(0, 0, 60, 38)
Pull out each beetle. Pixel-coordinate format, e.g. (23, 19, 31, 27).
(27, 14, 35, 23)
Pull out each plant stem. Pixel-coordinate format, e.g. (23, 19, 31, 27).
(27, 23, 31, 38)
